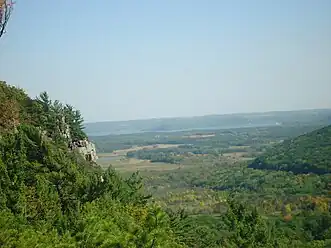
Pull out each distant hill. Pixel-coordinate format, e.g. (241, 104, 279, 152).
(85, 109, 331, 136)
(248, 125, 331, 174)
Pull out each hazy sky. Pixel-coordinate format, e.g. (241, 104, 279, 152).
(0, 1, 330, 122)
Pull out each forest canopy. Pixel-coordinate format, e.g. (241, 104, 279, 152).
(1, 81, 330, 247)
(0, 81, 184, 247)
(248, 125, 331, 174)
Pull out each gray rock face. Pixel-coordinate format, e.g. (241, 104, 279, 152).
(69, 139, 98, 162)
(59, 116, 71, 140)
(58, 116, 97, 163)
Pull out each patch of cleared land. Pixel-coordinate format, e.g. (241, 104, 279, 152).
(183, 133, 215, 139)
(228, 145, 251, 149)
(106, 144, 181, 157)
(99, 157, 180, 172)
(97, 143, 257, 173)
(222, 152, 255, 161)
(97, 144, 183, 172)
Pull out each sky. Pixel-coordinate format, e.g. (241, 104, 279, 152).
(0, 0, 330, 122)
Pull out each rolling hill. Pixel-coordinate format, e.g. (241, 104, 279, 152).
(85, 109, 331, 136)
(248, 125, 331, 174)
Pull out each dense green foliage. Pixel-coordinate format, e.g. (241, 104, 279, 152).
(249, 125, 331, 174)
(127, 148, 184, 164)
(0, 82, 183, 247)
(92, 124, 326, 154)
(1, 81, 331, 247)
(0, 81, 86, 141)
(142, 158, 331, 247)
(94, 121, 331, 247)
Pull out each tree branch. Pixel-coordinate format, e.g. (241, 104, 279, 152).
(0, 0, 15, 39)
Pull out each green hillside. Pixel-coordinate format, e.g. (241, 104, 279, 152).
(1, 81, 282, 247)
(1, 81, 330, 247)
(249, 125, 331, 174)
(0, 81, 183, 247)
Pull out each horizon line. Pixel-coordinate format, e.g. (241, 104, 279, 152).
(84, 107, 331, 124)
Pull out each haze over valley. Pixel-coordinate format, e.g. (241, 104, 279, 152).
(1, 1, 331, 247)
(85, 108, 331, 136)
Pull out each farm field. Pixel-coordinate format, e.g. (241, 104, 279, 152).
(90, 120, 331, 246)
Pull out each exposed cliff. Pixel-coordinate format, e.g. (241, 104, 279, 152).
(69, 138, 98, 162)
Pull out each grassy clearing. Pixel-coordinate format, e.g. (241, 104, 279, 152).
(109, 144, 181, 156)
(98, 156, 180, 172)
(222, 152, 250, 160)
(97, 144, 183, 171)
(97, 143, 256, 174)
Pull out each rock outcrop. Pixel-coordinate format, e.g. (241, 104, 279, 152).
(59, 116, 71, 140)
(60, 115, 98, 163)
(69, 138, 98, 163)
